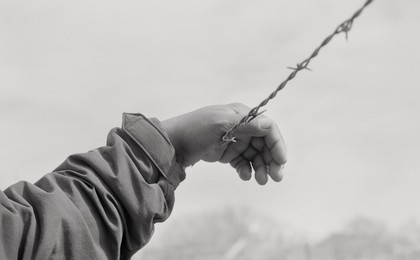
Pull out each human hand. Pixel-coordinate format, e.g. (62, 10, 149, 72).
(161, 103, 287, 185)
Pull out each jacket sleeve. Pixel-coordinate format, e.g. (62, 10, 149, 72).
(0, 113, 186, 260)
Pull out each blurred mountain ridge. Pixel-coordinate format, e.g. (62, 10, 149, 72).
(136, 207, 420, 260)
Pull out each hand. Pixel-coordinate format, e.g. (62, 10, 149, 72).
(161, 103, 287, 185)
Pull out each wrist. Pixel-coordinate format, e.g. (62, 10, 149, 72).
(161, 117, 188, 167)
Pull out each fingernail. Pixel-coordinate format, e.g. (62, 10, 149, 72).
(258, 118, 272, 129)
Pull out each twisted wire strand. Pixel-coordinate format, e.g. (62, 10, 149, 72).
(222, 0, 374, 143)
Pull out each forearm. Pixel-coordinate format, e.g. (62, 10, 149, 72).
(0, 113, 185, 260)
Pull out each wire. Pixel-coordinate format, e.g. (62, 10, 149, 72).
(221, 0, 375, 143)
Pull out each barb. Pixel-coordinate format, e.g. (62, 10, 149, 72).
(221, 0, 374, 143)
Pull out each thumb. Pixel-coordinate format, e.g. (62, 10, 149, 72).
(235, 117, 274, 137)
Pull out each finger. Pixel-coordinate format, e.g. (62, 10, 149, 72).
(235, 117, 274, 139)
(219, 136, 251, 163)
(242, 145, 259, 161)
(268, 161, 284, 182)
(263, 145, 272, 164)
(238, 162, 252, 181)
(264, 123, 287, 165)
(262, 145, 283, 182)
(263, 145, 286, 182)
(252, 154, 268, 185)
(219, 136, 264, 164)
(230, 155, 252, 181)
(251, 137, 265, 152)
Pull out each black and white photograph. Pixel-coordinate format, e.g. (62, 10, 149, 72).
(1, 0, 419, 259)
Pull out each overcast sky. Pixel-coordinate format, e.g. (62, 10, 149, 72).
(1, 0, 419, 242)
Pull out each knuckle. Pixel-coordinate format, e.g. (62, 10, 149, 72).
(228, 103, 250, 113)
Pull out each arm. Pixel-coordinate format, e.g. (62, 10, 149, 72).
(1, 113, 185, 259)
(0, 103, 287, 259)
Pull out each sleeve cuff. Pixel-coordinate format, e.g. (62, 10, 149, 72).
(121, 113, 186, 189)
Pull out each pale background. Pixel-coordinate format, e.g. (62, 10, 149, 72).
(1, 0, 419, 256)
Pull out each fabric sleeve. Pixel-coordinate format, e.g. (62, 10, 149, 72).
(0, 113, 186, 260)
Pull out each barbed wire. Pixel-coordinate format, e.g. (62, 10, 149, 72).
(221, 0, 374, 143)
